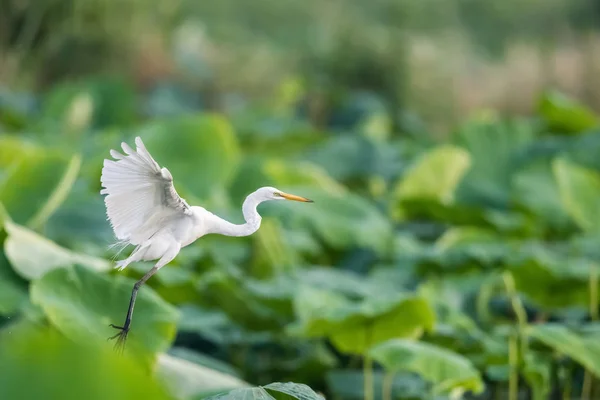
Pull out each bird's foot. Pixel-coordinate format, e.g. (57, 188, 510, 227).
(108, 323, 129, 353)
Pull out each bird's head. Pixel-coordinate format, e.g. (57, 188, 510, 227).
(255, 186, 313, 203)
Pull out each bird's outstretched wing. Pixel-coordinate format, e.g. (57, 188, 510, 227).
(101, 137, 192, 245)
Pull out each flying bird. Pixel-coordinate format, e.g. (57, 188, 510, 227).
(100, 136, 312, 349)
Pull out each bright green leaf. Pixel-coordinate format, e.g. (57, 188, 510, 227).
(512, 159, 574, 235)
(140, 114, 240, 199)
(206, 382, 323, 400)
(28, 153, 82, 229)
(264, 159, 347, 195)
(168, 346, 241, 377)
(454, 116, 536, 206)
(4, 220, 110, 280)
(369, 339, 484, 395)
(553, 158, 600, 233)
(291, 287, 435, 354)
(522, 352, 552, 400)
(539, 91, 598, 134)
(527, 324, 600, 377)
(0, 323, 173, 400)
(156, 353, 247, 399)
(30, 265, 178, 360)
(395, 145, 471, 204)
(0, 249, 28, 315)
(0, 145, 73, 224)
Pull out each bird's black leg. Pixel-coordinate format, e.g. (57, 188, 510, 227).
(109, 265, 160, 352)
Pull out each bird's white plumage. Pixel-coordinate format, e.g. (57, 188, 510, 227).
(101, 137, 313, 346)
(100, 137, 312, 273)
(101, 137, 192, 247)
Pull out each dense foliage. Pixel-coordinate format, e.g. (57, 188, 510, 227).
(3, 75, 600, 400)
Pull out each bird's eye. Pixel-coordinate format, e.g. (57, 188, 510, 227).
(273, 192, 280, 197)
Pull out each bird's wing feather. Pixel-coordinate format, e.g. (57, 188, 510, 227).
(100, 137, 192, 245)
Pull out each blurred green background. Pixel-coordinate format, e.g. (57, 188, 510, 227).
(3, 0, 600, 399)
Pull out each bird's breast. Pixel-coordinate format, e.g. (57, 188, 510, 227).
(178, 208, 208, 247)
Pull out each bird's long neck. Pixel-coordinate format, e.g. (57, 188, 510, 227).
(208, 193, 262, 237)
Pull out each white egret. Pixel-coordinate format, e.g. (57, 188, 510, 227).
(100, 136, 312, 348)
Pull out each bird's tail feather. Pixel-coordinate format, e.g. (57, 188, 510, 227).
(108, 239, 131, 262)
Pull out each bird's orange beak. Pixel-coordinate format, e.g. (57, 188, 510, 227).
(278, 192, 314, 202)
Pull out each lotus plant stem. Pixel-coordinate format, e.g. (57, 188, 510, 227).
(563, 364, 573, 400)
(590, 265, 599, 321)
(508, 333, 519, 400)
(503, 272, 525, 400)
(582, 373, 592, 400)
(502, 271, 528, 354)
(382, 372, 394, 400)
(582, 265, 599, 400)
(364, 354, 374, 400)
(364, 324, 374, 400)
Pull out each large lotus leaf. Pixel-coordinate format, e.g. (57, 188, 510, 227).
(196, 267, 293, 331)
(326, 369, 426, 400)
(527, 324, 600, 378)
(553, 158, 600, 233)
(0, 247, 28, 315)
(413, 233, 509, 277)
(177, 304, 262, 347)
(0, 209, 28, 315)
(453, 115, 536, 207)
(251, 217, 299, 278)
(156, 353, 248, 399)
(435, 227, 503, 249)
(294, 267, 372, 298)
(233, 111, 323, 156)
(268, 186, 392, 255)
(538, 91, 598, 134)
(139, 114, 240, 199)
(564, 130, 600, 171)
(4, 220, 110, 280)
(39, 76, 136, 131)
(305, 135, 404, 183)
(0, 141, 76, 225)
(394, 145, 471, 205)
(0, 134, 37, 165)
(228, 157, 272, 206)
(508, 248, 593, 310)
(0, 323, 172, 400)
(369, 339, 484, 395)
(512, 159, 575, 236)
(291, 286, 435, 354)
(168, 346, 241, 377)
(30, 265, 179, 360)
(44, 182, 115, 250)
(29, 153, 81, 229)
(206, 382, 323, 400)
